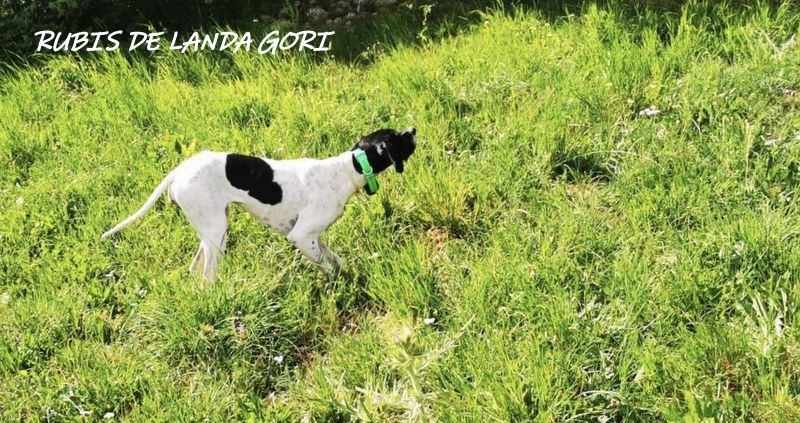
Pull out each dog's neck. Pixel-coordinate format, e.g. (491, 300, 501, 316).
(333, 152, 367, 194)
(332, 149, 393, 194)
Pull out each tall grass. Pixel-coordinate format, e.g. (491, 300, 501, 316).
(1, 2, 800, 420)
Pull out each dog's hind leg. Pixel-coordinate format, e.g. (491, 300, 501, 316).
(182, 205, 228, 281)
(189, 244, 205, 275)
(199, 220, 227, 281)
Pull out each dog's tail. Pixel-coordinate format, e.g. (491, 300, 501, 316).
(101, 168, 178, 239)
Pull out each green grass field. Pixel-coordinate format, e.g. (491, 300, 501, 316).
(2, 1, 800, 420)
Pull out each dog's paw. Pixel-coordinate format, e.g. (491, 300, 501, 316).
(332, 254, 346, 269)
(320, 260, 336, 274)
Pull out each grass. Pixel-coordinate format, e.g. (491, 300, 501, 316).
(2, 1, 800, 420)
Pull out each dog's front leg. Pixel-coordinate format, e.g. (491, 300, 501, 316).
(287, 209, 345, 272)
(287, 232, 335, 272)
(318, 237, 345, 269)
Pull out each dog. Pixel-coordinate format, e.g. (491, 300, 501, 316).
(102, 127, 417, 280)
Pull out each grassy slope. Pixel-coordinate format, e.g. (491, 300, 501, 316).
(2, 2, 800, 421)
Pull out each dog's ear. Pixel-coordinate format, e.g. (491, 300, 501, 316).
(384, 147, 403, 173)
(403, 127, 416, 137)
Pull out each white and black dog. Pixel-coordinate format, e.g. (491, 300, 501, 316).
(102, 127, 417, 280)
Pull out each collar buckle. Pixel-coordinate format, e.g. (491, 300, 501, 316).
(354, 148, 379, 195)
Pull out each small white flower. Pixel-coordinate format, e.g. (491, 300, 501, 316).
(764, 137, 777, 147)
(775, 315, 785, 337)
(658, 253, 678, 266)
(733, 241, 746, 257)
(638, 106, 661, 117)
(273, 355, 284, 364)
(15, 197, 24, 206)
(103, 412, 115, 419)
(135, 286, 147, 297)
(390, 323, 415, 344)
(577, 299, 596, 319)
(423, 317, 435, 325)
(0, 292, 10, 306)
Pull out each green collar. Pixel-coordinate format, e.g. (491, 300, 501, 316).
(353, 148, 379, 195)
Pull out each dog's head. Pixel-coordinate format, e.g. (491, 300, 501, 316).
(352, 127, 417, 174)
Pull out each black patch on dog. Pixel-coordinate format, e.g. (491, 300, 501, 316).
(225, 154, 282, 205)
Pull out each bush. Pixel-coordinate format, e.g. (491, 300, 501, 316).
(0, 0, 290, 58)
